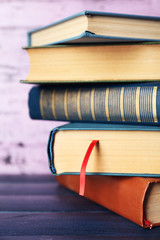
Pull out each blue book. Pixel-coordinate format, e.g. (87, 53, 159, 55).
(48, 122, 160, 177)
(28, 10, 160, 46)
(29, 82, 160, 125)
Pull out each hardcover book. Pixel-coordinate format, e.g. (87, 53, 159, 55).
(48, 123, 160, 176)
(29, 82, 160, 125)
(23, 43, 160, 83)
(57, 174, 160, 228)
(28, 10, 160, 47)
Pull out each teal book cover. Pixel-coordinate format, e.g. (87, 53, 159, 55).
(27, 10, 160, 46)
(29, 82, 160, 126)
(48, 122, 160, 177)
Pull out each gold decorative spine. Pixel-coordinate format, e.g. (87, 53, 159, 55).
(105, 88, 110, 121)
(77, 89, 82, 120)
(136, 87, 141, 122)
(51, 89, 56, 120)
(91, 88, 96, 121)
(64, 89, 69, 120)
(153, 86, 158, 123)
(120, 87, 125, 122)
(40, 89, 45, 119)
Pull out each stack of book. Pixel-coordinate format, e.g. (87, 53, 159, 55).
(23, 11, 160, 229)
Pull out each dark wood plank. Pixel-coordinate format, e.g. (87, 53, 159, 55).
(0, 174, 54, 183)
(2, 237, 159, 240)
(0, 175, 159, 239)
(0, 212, 160, 237)
(0, 182, 76, 196)
(0, 195, 105, 212)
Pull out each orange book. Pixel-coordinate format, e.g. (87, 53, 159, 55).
(56, 175, 160, 228)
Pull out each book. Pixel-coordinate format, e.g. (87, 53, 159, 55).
(23, 43, 160, 83)
(29, 82, 160, 125)
(56, 174, 160, 228)
(28, 10, 160, 47)
(48, 122, 160, 176)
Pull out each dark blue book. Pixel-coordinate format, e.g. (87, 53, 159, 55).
(28, 10, 160, 46)
(47, 122, 160, 177)
(29, 82, 160, 125)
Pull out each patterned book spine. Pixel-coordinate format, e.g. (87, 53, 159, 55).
(29, 84, 160, 125)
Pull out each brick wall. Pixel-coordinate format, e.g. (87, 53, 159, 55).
(1, 0, 160, 174)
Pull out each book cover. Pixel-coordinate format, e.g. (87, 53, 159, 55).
(29, 82, 160, 125)
(28, 10, 160, 46)
(56, 174, 160, 228)
(47, 122, 160, 176)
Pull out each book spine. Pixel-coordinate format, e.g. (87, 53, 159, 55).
(47, 128, 59, 174)
(29, 84, 160, 125)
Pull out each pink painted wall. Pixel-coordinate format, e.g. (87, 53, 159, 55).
(1, 0, 160, 174)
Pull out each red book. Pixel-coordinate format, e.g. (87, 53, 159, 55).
(56, 175, 160, 228)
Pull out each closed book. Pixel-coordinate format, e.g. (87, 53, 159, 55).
(28, 10, 160, 47)
(29, 82, 160, 125)
(48, 123, 160, 177)
(56, 174, 160, 228)
(22, 43, 160, 83)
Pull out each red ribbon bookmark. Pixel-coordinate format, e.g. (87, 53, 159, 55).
(79, 140, 99, 196)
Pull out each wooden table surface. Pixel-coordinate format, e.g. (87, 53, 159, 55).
(0, 175, 160, 239)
